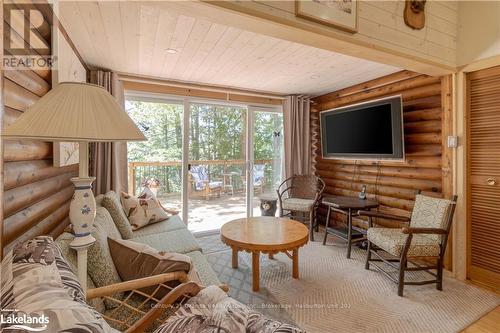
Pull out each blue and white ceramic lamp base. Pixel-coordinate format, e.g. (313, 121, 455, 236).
(69, 177, 96, 248)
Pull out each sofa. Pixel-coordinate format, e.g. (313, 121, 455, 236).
(55, 191, 221, 307)
(1, 236, 304, 333)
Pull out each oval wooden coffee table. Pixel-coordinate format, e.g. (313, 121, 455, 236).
(220, 217, 309, 292)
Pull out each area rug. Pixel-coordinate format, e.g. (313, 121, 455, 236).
(197, 232, 500, 333)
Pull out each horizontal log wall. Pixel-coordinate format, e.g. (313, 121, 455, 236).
(311, 70, 453, 267)
(1, 4, 79, 255)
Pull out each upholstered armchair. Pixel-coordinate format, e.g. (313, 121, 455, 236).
(359, 191, 457, 296)
(277, 175, 325, 241)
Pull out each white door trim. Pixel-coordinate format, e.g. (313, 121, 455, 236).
(246, 107, 255, 217)
(181, 98, 190, 224)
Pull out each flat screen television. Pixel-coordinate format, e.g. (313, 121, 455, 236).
(320, 95, 404, 160)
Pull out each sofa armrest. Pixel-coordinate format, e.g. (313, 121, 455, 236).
(125, 281, 202, 333)
(86, 271, 188, 300)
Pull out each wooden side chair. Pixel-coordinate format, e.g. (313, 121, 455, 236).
(277, 174, 325, 241)
(359, 191, 457, 296)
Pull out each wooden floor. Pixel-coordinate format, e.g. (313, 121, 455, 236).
(462, 306, 500, 333)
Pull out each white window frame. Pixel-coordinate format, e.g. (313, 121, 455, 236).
(125, 91, 283, 227)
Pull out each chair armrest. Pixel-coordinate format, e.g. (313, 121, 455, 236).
(357, 210, 411, 222)
(125, 281, 202, 333)
(86, 271, 188, 300)
(402, 227, 447, 235)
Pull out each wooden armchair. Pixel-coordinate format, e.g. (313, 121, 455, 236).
(188, 165, 222, 200)
(277, 175, 325, 241)
(359, 191, 457, 296)
(87, 271, 228, 332)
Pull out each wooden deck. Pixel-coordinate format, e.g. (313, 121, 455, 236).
(159, 192, 275, 233)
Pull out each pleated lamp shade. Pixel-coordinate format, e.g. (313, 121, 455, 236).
(3, 82, 146, 142)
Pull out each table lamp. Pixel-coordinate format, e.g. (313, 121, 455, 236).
(3, 82, 146, 248)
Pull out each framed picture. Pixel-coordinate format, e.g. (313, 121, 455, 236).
(54, 142, 79, 167)
(295, 0, 358, 33)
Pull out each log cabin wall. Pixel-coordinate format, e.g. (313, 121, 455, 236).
(311, 70, 454, 267)
(1, 3, 83, 256)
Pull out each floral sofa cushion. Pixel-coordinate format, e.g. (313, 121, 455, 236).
(154, 285, 304, 333)
(0, 236, 118, 332)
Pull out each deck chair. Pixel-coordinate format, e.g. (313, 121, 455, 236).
(188, 165, 222, 200)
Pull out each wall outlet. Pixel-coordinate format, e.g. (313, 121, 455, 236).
(447, 136, 458, 148)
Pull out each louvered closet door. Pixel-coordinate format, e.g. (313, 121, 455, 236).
(467, 66, 500, 291)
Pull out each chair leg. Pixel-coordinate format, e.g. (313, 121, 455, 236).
(309, 210, 315, 241)
(323, 206, 331, 245)
(365, 241, 372, 270)
(437, 257, 443, 291)
(314, 209, 319, 232)
(398, 257, 407, 297)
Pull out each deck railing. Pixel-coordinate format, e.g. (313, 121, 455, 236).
(128, 159, 273, 196)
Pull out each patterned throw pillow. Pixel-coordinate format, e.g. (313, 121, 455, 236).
(155, 286, 305, 333)
(0, 236, 118, 332)
(120, 191, 172, 230)
(102, 191, 134, 239)
(88, 207, 124, 309)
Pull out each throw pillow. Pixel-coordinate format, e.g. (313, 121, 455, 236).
(108, 238, 191, 281)
(88, 207, 124, 309)
(102, 191, 134, 239)
(141, 186, 180, 215)
(120, 191, 172, 230)
(55, 232, 106, 314)
(0, 236, 118, 332)
(108, 238, 192, 298)
(155, 285, 305, 333)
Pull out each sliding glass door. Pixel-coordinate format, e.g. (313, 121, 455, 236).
(126, 99, 184, 216)
(248, 106, 284, 216)
(187, 102, 248, 233)
(126, 95, 283, 233)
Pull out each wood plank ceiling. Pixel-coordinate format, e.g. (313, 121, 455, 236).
(58, 1, 400, 96)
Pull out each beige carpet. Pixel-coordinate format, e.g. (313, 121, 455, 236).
(198, 232, 500, 333)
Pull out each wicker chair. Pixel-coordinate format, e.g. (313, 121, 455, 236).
(87, 271, 229, 332)
(359, 191, 457, 296)
(277, 175, 325, 241)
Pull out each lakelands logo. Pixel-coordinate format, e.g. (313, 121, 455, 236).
(3, 2, 56, 71)
(1, 310, 49, 332)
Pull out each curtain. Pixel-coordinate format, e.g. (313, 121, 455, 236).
(89, 70, 128, 195)
(283, 95, 311, 178)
